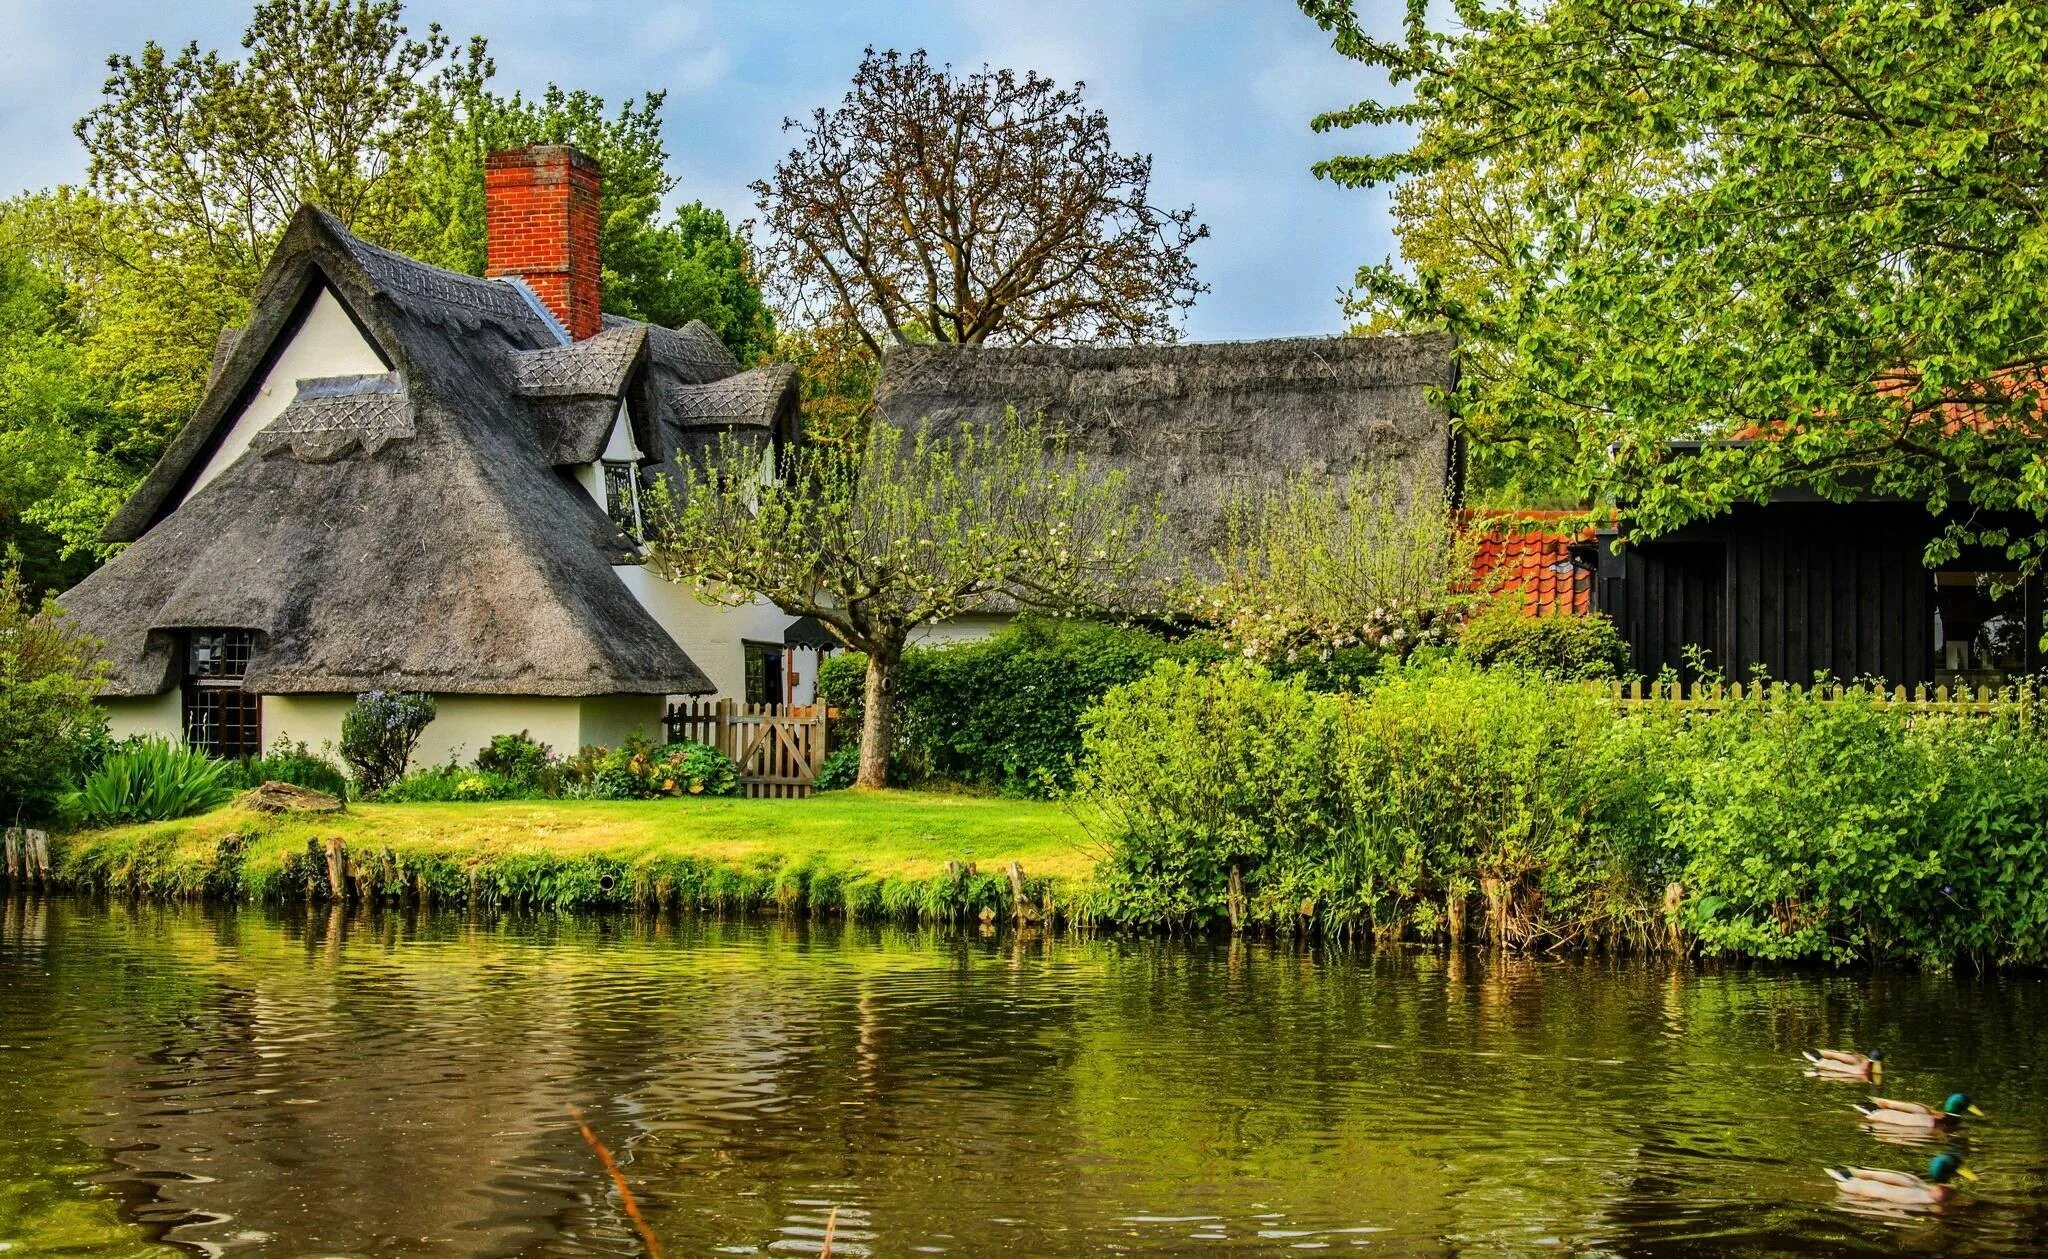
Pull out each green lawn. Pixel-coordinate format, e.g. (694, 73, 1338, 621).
(55, 791, 1104, 916)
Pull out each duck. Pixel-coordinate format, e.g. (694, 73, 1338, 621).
(1826, 1152, 1977, 1207)
(1804, 1048, 1882, 1078)
(1853, 1092, 1984, 1131)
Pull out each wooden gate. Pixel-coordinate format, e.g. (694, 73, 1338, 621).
(663, 700, 831, 799)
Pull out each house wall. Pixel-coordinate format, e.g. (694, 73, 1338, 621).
(614, 565, 793, 701)
(185, 286, 385, 500)
(103, 691, 662, 774)
(1597, 503, 2044, 687)
(911, 612, 1013, 647)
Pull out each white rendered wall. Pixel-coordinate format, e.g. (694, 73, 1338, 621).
(185, 286, 386, 499)
(264, 694, 662, 771)
(615, 565, 793, 702)
(102, 691, 183, 742)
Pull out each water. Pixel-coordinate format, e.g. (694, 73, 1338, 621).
(1, 900, 2044, 1256)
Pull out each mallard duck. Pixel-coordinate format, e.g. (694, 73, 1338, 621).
(1826, 1152, 1977, 1207)
(1804, 1048, 1882, 1078)
(1853, 1092, 1984, 1131)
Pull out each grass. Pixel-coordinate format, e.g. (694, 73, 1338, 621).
(52, 791, 1103, 923)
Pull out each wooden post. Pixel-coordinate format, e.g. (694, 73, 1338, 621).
(29, 831, 49, 885)
(1226, 863, 1245, 933)
(324, 836, 347, 902)
(2, 828, 19, 884)
(1007, 860, 1027, 925)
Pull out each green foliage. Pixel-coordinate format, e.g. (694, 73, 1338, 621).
(816, 618, 1202, 797)
(0, 565, 108, 822)
(1191, 462, 1475, 661)
(1303, 0, 2048, 565)
(812, 744, 861, 792)
(337, 691, 435, 794)
(377, 766, 526, 803)
(474, 730, 555, 789)
(221, 738, 350, 800)
(66, 737, 232, 826)
(584, 737, 740, 800)
(1079, 662, 2048, 966)
(1455, 604, 1631, 679)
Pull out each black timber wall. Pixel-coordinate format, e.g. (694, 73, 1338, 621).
(1596, 502, 2040, 687)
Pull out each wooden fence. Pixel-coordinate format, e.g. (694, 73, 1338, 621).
(1606, 679, 2048, 714)
(664, 700, 832, 799)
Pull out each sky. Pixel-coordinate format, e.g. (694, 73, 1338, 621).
(0, 0, 1409, 342)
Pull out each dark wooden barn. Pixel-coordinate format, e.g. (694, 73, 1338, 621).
(1589, 496, 2046, 688)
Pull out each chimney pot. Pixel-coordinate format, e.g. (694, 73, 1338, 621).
(484, 145, 602, 340)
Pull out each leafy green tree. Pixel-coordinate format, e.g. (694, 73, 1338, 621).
(645, 414, 1159, 789)
(0, 564, 108, 823)
(1302, 0, 2048, 566)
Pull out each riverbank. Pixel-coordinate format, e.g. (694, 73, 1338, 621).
(47, 792, 1099, 921)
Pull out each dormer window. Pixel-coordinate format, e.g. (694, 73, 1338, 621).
(604, 460, 645, 542)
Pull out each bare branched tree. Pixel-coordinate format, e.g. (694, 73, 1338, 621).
(752, 48, 1207, 355)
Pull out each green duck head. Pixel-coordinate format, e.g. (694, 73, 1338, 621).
(1928, 1153, 1979, 1183)
(1942, 1092, 1986, 1117)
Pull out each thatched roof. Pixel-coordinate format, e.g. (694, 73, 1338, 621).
(876, 335, 1459, 565)
(64, 207, 790, 699)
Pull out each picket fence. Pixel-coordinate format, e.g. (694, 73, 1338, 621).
(663, 700, 833, 798)
(1606, 678, 2048, 715)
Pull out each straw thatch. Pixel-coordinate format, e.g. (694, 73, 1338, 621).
(63, 207, 793, 700)
(876, 335, 1458, 567)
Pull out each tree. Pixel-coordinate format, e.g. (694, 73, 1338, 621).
(0, 564, 108, 823)
(753, 47, 1207, 356)
(1302, 0, 2048, 568)
(645, 414, 1159, 789)
(1190, 463, 1476, 661)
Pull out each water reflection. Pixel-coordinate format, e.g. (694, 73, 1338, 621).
(1, 898, 2045, 1255)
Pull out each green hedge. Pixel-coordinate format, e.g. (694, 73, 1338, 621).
(817, 617, 1216, 796)
(1454, 603, 1631, 678)
(1078, 661, 2048, 967)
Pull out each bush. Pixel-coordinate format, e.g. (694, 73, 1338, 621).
(0, 565, 108, 823)
(812, 744, 861, 791)
(222, 738, 350, 800)
(377, 766, 527, 803)
(818, 617, 1211, 796)
(67, 737, 233, 826)
(1455, 603, 1631, 679)
(1074, 662, 2048, 966)
(476, 730, 557, 790)
(585, 737, 740, 799)
(339, 691, 436, 794)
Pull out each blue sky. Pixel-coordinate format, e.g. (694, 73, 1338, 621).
(0, 1, 1408, 341)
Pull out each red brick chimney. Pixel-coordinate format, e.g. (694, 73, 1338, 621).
(484, 145, 602, 341)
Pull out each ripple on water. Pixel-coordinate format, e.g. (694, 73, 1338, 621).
(0, 902, 2045, 1256)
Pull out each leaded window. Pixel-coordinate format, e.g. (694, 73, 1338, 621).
(183, 630, 262, 760)
(603, 460, 645, 542)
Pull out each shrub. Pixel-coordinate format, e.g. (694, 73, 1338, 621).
(67, 737, 233, 826)
(377, 766, 526, 803)
(1455, 603, 1631, 679)
(0, 565, 108, 823)
(813, 744, 861, 791)
(476, 730, 556, 788)
(818, 617, 1207, 796)
(586, 737, 740, 799)
(222, 738, 350, 800)
(338, 691, 436, 794)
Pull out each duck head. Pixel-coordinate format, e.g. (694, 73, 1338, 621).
(1928, 1153, 1979, 1183)
(1942, 1092, 1987, 1117)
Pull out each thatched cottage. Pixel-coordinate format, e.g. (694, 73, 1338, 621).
(876, 335, 1460, 638)
(61, 146, 800, 763)
(61, 143, 1460, 765)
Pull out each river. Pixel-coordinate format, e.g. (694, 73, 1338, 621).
(1, 899, 2043, 1255)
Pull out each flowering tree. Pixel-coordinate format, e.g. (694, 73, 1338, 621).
(646, 412, 1159, 789)
(1192, 464, 1476, 661)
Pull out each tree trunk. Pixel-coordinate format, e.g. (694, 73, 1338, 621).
(856, 647, 900, 790)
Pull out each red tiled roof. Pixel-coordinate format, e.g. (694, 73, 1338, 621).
(1464, 511, 1595, 618)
